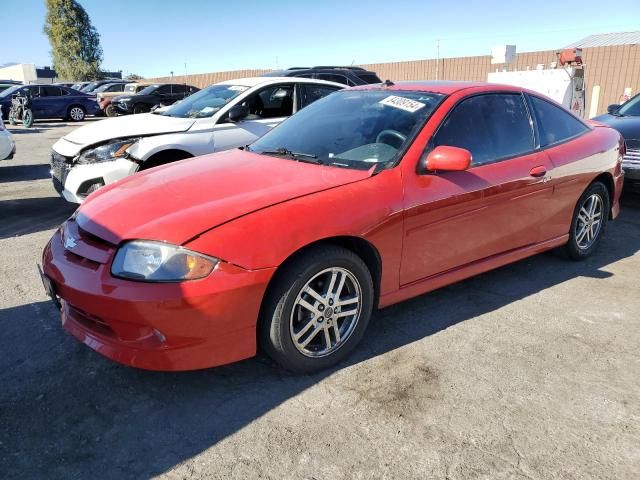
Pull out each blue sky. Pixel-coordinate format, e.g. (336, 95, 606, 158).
(2, 0, 640, 77)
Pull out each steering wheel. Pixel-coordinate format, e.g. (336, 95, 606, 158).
(376, 129, 407, 147)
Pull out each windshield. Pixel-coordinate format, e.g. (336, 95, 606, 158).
(162, 84, 248, 118)
(617, 94, 640, 117)
(250, 89, 444, 169)
(137, 85, 160, 95)
(81, 82, 99, 92)
(0, 85, 21, 98)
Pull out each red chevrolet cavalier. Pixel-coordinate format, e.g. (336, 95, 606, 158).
(41, 82, 624, 372)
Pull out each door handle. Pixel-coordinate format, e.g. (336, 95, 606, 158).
(529, 166, 547, 178)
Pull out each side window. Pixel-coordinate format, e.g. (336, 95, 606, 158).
(107, 84, 124, 92)
(42, 86, 62, 97)
(240, 85, 294, 119)
(172, 84, 187, 94)
(529, 95, 588, 147)
(22, 86, 39, 97)
(316, 73, 349, 85)
(157, 85, 172, 95)
(434, 94, 534, 166)
(299, 84, 340, 109)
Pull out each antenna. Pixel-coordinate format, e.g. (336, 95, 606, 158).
(435, 39, 440, 81)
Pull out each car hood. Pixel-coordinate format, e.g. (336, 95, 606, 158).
(76, 149, 374, 246)
(592, 113, 640, 143)
(58, 113, 196, 154)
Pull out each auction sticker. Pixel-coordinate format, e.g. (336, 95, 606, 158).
(379, 95, 425, 113)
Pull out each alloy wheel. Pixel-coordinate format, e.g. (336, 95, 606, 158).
(575, 193, 603, 249)
(70, 107, 84, 121)
(290, 267, 362, 358)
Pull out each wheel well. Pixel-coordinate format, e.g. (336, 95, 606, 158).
(67, 104, 85, 112)
(140, 149, 193, 170)
(592, 172, 614, 219)
(263, 236, 382, 308)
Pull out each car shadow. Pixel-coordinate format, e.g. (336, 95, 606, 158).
(0, 196, 76, 240)
(0, 164, 51, 183)
(6, 118, 101, 134)
(0, 193, 639, 479)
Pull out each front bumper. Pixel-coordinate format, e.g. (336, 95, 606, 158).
(42, 226, 276, 371)
(112, 102, 132, 114)
(0, 129, 15, 160)
(622, 147, 640, 181)
(51, 150, 138, 203)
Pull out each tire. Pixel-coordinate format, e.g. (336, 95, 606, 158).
(104, 104, 117, 117)
(133, 103, 150, 114)
(565, 181, 610, 260)
(68, 106, 85, 122)
(22, 109, 33, 128)
(260, 245, 374, 373)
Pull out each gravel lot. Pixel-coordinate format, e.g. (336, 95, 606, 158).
(1, 120, 639, 480)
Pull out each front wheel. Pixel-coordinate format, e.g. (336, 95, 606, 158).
(8, 109, 16, 125)
(565, 181, 610, 260)
(22, 109, 34, 128)
(68, 106, 85, 122)
(104, 104, 117, 117)
(260, 245, 374, 373)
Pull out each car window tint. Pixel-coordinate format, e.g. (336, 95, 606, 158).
(434, 94, 534, 166)
(42, 86, 62, 96)
(107, 84, 124, 92)
(241, 85, 294, 119)
(157, 85, 172, 94)
(529, 95, 588, 147)
(299, 85, 340, 109)
(172, 84, 187, 94)
(618, 94, 640, 116)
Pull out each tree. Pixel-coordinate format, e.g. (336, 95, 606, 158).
(43, 0, 103, 81)
(125, 73, 144, 81)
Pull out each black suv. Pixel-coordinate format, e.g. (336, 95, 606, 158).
(263, 66, 381, 86)
(111, 83, 199, 115)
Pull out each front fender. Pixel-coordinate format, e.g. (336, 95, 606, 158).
(127, 133, 200, 161)
(184, 167, 405, 297)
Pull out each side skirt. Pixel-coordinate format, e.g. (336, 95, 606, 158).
(378, 234, 569, 308)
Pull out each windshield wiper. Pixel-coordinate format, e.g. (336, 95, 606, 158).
(258, 147, 322, 164)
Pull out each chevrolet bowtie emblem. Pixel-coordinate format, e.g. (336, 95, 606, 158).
(64, 235, 77, 249)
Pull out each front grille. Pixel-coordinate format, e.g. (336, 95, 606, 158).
(62, 219, 116, 266)
(50, 150, 73, 187)
(622, 148, 640, 170)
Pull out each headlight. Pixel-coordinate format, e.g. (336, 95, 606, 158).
(111, 241, 218, 282)
(76, 139, 137, 164)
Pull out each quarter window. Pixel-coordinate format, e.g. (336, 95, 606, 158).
(529, 95, 588, 147)
(434, 94, 534, 166)
(316, 73, 349, 86)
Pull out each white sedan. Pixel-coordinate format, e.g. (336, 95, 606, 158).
(0, 107, 15, 160)
(50, 77, 343, 203)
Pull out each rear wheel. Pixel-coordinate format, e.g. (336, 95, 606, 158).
(260, 245, 374, 373)
(8, 110, 16, 125)
(565, 181, 609, 260)
(68, 106, 85, 122)
(133, 103, 150, 114)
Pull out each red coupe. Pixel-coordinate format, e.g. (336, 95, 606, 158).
(42, 82, 625, 372)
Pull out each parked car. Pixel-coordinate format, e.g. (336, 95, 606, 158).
(51, 77, 343, 202)
(111, 83, 199, 115)
(0, 84, 100, 122)
(41, 81, 624, 373)
(80, 79, 125, 93)
(0, 106, 16, 160)
(53, 82, 77, 88)
(71, 82, 91, 91)
(593, 92, 640, 189)
(94, 82, 133, 116)
(263, 66, 381, 86)
(98, 83, 150, 117)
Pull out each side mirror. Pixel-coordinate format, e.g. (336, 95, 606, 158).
(607, 104, 621, 114)
(227, 104, 249, 122)
(425, 146, 472, 172)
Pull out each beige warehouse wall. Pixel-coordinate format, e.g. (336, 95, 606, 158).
(146, 45, 640, 116)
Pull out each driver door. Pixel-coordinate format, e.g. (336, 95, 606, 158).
(212, 84, 294, 152)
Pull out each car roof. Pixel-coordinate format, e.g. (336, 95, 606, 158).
(217, 76, 344, 88)
(349, 80, 530, 95)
